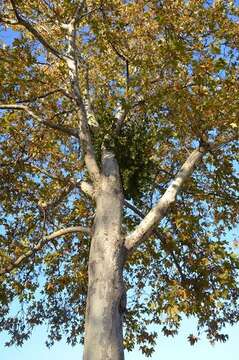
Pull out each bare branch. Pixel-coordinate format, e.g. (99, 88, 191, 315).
(25, 163, 94, 206)
(4, 3, 100, 182)
(0, 103, 43, 120)
(124, 146, 208, 251)
(0, 226, 91, 276)
(28, 166, 94, 202)
(82, 65, 99, 129)
(102, 22, 128, 63)
(211, 132, 238, 150)
(26, 162, 95, 201)
(9, 0, 63, 59)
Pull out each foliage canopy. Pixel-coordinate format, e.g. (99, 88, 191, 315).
(0, 0, 238, 356)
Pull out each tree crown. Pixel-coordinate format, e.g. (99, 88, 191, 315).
(0, 0, 238, 355)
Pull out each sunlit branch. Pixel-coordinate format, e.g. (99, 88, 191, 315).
(124, 200, 186, 280)
(124, 146, 208, 251)
(125, 131, 238, 252)
(31, 163, 96, 201)
(43, 120, 79, 138)
(27, 163, 65, 182)
(114, 102, 129, 135)
(0, 15, 18, 25)
(0, 104, 79, 138)
(41, 0, 61, 20)
(65, 20, 100, 183)
(82, 65, 99, 130)
(212, 133, 238, 150)
(79, 181, 95, 198)
(25, 165, 78, 212)
(26, 163, 94, 204)
(0, 226, 91, 276)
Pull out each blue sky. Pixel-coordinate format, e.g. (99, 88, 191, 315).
(1, 318, 238, 360)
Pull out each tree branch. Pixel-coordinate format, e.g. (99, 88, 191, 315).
(9, 0, 63, 59)
(211, 132, 238, 150)
(16, 89, 67, 104)
(82, 65, 99, 129)
(46, 181, 77, 211)
(124, 146, 208, 251)
(26, 161, 95, 202)
(70, 0, 86, 26)
(125, 131, 237, 252)
(5, 1, 100, 182)
(65, 22, 100, 183)
(0, 104, 79, 138)
(43, 120, 79, 138)
(28, 165, 95, 201)
(27, 163, 65, 182)
(0, 226, 91, 276)
(79, 181, 95, 198)
(124, 200, 186, 280)
(114, 102, 128, 135)
(0, 103, 42, 120)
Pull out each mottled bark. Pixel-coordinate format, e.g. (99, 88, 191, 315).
(125, 146, 207, 250)
(83, 148, 126, 360)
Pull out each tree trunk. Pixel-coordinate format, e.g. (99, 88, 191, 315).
(83, 149, 126, 360)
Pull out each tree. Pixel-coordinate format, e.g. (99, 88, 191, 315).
(0, 0, 238, 359)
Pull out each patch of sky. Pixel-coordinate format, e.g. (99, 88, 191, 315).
(0, 27, 20, 46)
(202, 0, 239, 21)
(200, 0, 211, 9)
(79, 24, 95, 45)
(0, 27, 48, 76)
(0, 224, 6, 236)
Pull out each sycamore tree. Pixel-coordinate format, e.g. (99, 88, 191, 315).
(0, 1, 238, 359)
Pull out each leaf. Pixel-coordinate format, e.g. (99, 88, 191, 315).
(188, 334, 199, 346)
